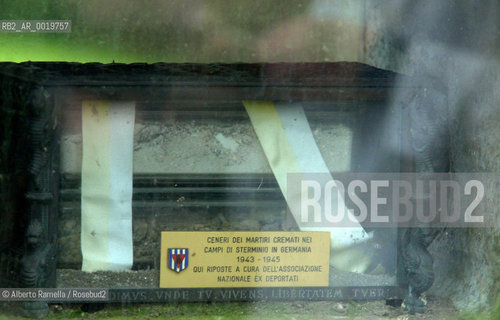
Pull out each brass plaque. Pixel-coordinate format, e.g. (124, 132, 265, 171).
(160, 231, 330, 288)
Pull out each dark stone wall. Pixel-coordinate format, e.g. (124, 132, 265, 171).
(365, 0, 500, 312)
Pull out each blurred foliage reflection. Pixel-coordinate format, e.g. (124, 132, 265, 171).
(0, 0, 366, 63)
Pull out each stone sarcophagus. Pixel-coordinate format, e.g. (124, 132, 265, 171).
(0, 62, 448, 315)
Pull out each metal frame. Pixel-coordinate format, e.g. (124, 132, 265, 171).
(0, 62, 448, 315)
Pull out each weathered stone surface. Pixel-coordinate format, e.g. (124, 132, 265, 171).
(61, 119, 354, 174)
(365, 0, 500, 312)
